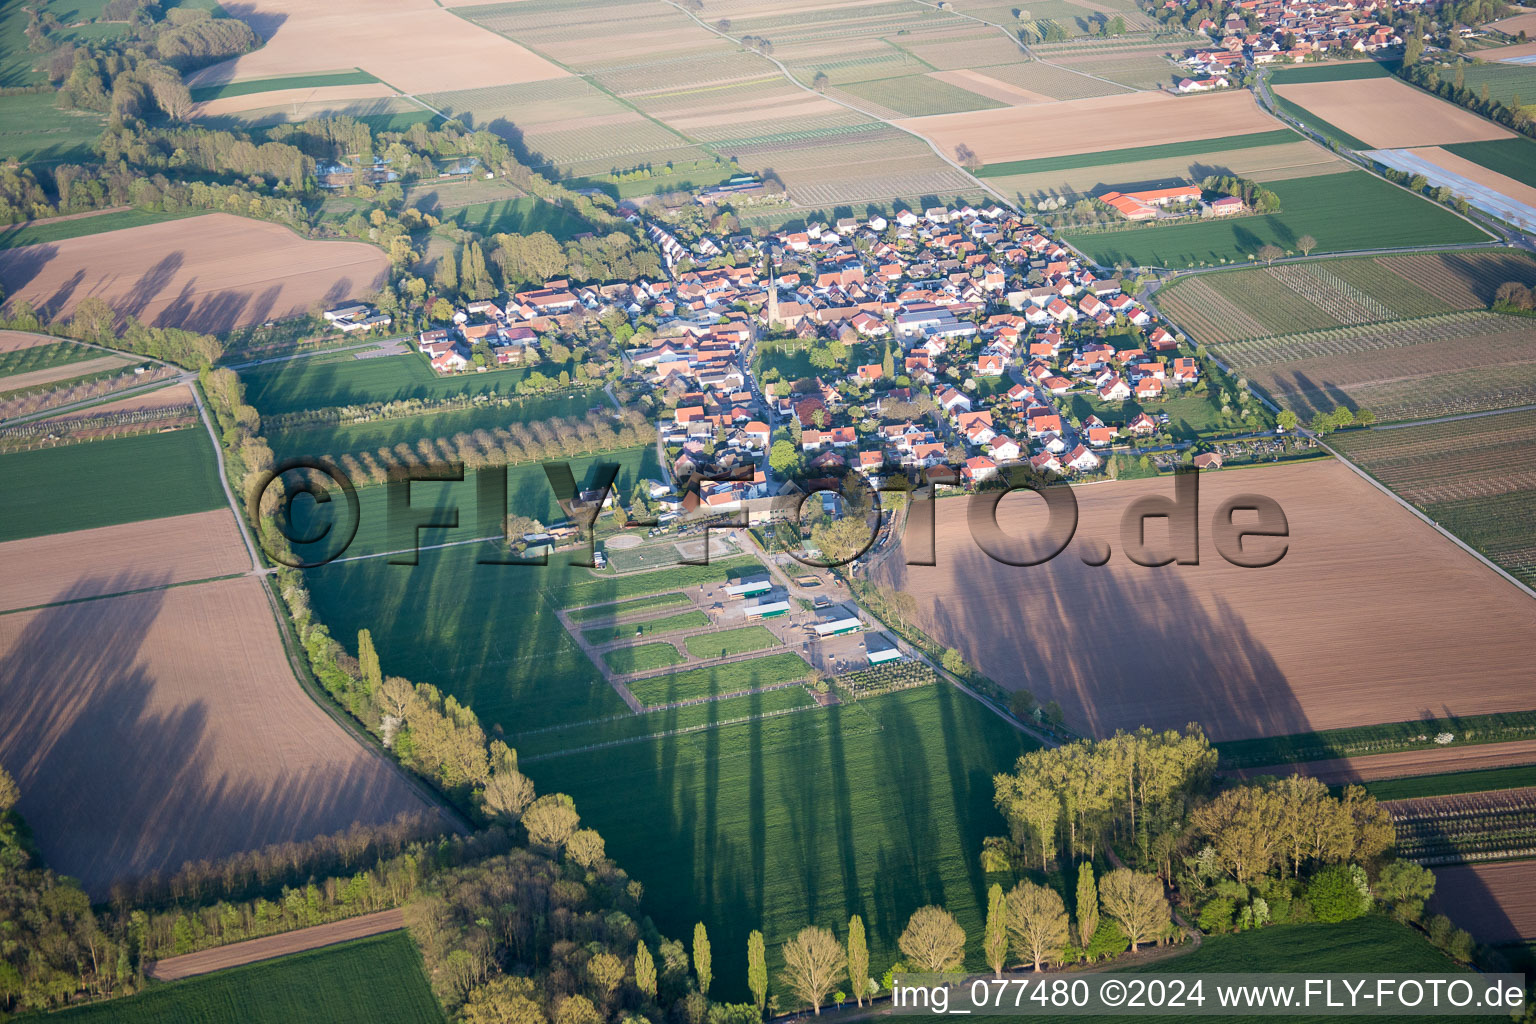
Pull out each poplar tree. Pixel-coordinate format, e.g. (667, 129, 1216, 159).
(747, 930, 768, 1014)
(693, 922, 712, 996)
(984, 883, 1008, 977)
(357, 628, 381, 692)
(847, 915, 869, 1005)
(635, 941, 657, 999)
(1075, 863, 1099, 948)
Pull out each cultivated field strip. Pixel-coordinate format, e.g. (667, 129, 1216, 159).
(1214, 311, 1513, 365)
(1160, 251, 1536, 344)
(1388, 787, 1536, 864)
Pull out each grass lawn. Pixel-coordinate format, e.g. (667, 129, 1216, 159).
(51, 932, 443, 1024)
(444, 197, 590, 241)
(525, 684, 1036, 1000)
(189, 69, 379, 102)
(1067, 388, 1258, 440)
(0, 428, 226, 542)
(514, 685, 816, 760)
(757, 342, 875, 384)
(582, 610, 708, 646)
(0, 90, 107, 167)
(1362, 763, 1536, 802)
(239, 351, 564, 416)
(0, 339, 94, 379)
(1064, 171, 1489, 269)
(566, 591, 694, 623)
(684, 625, 780, 659)
(0, 207, 197, 250)
(1443, 137, 1536, 189)
(627, 651, 813, 706)
(603, 641, 685, 674)
(1456, 62, 1536, 120)
(977, 129, 1296, 178)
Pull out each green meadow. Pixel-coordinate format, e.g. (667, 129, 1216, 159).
(0, 428, 225, 542)
(525, 683, 1036, 1000)
(51, 932, 443, 1024)
(977, 129, 1297, 178)
(1064, 171, 1488, 268)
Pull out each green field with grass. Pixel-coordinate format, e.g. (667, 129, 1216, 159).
(445, 197, 591, 241)
(0, 90, 108, 167)
(977, 129, 1297, 178)
(52, 932, 443, 1024)
(514, 685, 816, 760)
(1458, 61, 1536, 117)
(0, 207, 198, 249)
(1064, 171, 1488, 268)
(1267, 60, 1398, 85)
(1362, 763, 1536, 802)
(566, 591, 694, 623)
(1215, 710, 1536, 769)
(683, 624, 780, 658)
(627, 651, 812, 706)
(0, 339, 95, 379)
(526, 683, 1035, 1000)
(299, 465, 766, 732)
(582, 609, 708, 646)
(604, 641, 685, 674)
(0, 428, 226, 542)
(1444, 136, 1536, 189)
(189, 69, 380, 102)
(238, 350, 584, 417)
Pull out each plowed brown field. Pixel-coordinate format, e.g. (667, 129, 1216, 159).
(895, 90, 1276, 164)
(878, 460, 1536, 741)
(186, 0, 567, 95)
(1274, 77, 1513, 148)
(0, 214, 389, 334)
(0, 509, 248, 612)
(0, 576, 445, 897)
(1428, 861, 1536, 943)
(147, 910, 407, 981)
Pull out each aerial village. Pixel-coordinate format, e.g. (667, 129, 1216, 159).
(343, 197, 1262, 522)
(1174, 0, 1405, 91)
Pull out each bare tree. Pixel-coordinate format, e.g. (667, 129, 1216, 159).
(1098, 869, 1168, 951)
(898, 906, 967, 972)
(1006, 882, 1070, 970)
(779, 927, 847, 1014)
(1257, 243, 1284, 265)
(1297, 234, 1318, 256)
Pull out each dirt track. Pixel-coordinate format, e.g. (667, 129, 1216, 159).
(1232, 739, 1536, 784)
(878, 461, 1536, 742)
(147, 910, 407, 981)
(1428, 861, 1536, 944)
(1274, 77, 1513, 148)
(0, 214, 389, 335)
(0, 576, 447, 897)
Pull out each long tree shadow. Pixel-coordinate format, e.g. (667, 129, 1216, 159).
(0, 573, 444, 899)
